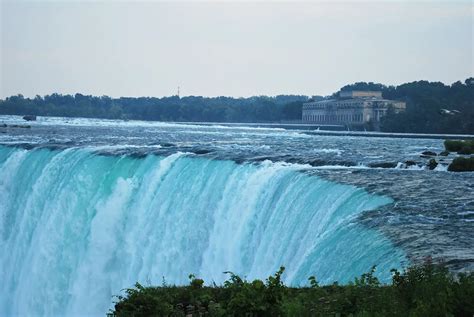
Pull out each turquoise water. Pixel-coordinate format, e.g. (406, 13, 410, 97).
(0, 145, 406, 316)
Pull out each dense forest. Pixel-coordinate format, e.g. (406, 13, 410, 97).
(0, 94, 311, 123)
(1, 78, 473, 133)
(341, 78, 474, 134)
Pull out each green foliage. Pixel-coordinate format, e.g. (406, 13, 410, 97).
(221, 267, 287, 316)
(354, 265, 380, 287)
(188, 274, 204, 289)
(112, 282, 174, 316)
(444, 140, 474, 154)
(110, 262, 474, 317)
(308, 275, 318, 288)
(1, 78, 472, 133)
(379, 79, 474, 134)
(448, 157, 474, 172)
(0, 93, 307, 123)
(389, 259, 473, 316)
(443, 140, 474, 172)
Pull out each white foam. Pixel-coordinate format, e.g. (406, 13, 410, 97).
(0, 149, 406, 316)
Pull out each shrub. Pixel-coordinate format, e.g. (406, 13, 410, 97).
(111, 263, 474, 317)
(444, 140, 474, 154)
(448, 157, 474, 172)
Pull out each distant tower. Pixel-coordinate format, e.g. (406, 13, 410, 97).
(177, 86, 180, 98)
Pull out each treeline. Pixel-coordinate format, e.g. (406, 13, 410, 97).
(0, 94, 310, 123)
(341, 78, 474, 134)
(1, 78, 473, 133)
(111, 262, 474, 317)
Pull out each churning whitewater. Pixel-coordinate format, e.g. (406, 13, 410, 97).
(0, 145, 406, 316)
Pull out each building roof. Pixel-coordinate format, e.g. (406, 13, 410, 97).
(339, 90, 383, 98)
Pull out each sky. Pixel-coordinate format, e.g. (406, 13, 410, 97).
(1, 0, 473, 98)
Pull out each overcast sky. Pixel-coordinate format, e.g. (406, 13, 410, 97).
(1, 1, 472, 98)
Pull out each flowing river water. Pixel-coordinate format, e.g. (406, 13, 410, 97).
(0, 116, 472, 316)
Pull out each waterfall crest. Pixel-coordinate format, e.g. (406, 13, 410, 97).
(0, 146, 405, 316)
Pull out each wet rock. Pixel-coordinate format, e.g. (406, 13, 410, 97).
(193, 149, 212, 155)
(185, 304, 195, 315)
(420, 151, 437, 158)
(18, 143, 35, 150)
(310, 159, 357, 167)
(23, 115, 37, 121)
(427, 158, 438, 170)
(368, 162, 398, 169)
(439, 151, 450, 156)
(404, 160, 418, 167)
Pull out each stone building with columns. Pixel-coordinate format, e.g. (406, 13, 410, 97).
(302, 91, 405, 129)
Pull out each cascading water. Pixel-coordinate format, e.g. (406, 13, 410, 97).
(0, 145, 406, 316)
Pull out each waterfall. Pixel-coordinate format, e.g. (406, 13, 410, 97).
(0, 145, 405, 316)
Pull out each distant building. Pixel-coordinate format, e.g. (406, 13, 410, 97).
(339, 91, 382, 99)
(302, 90, 405, 129)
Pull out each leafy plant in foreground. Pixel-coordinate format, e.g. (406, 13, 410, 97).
(111, 262, 474, 317)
